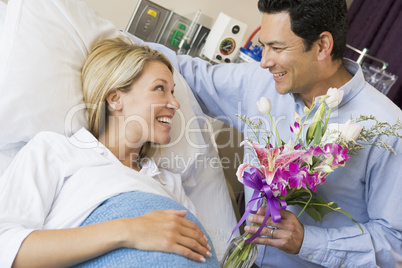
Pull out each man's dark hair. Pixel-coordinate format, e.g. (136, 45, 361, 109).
(258, 0, 348, 61)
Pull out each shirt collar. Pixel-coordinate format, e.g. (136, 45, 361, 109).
(70, 128, 166, 185)
(291, 58, 364, 111)
(69, 128, 121, 164)
(337, 58, 365, 108)
(140, 160, 166, 185)
(69, 128, 105, 152)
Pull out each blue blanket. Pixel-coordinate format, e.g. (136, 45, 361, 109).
(74, 191, 219, 268)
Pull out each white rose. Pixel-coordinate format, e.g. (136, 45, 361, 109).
(341, 120, 362, 141)
(256, 97, 272, 114)
(325, 87, 344, 108)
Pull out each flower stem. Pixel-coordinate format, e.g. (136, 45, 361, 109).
(222, 232, 256, 268)
(293, 99, 316, 148)
(322, 107, 332, 136)
(268, 113, 281, 147)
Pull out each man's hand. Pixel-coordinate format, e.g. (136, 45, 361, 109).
(245, 206, 304, 254)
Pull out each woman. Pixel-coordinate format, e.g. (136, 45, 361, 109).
(0, 37, 217, 267)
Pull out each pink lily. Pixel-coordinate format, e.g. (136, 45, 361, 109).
(238, 141, 306, 186)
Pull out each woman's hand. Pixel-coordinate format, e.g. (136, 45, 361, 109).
(14, 209, 212, 267)
(120, 209, 212, 262)
(245, 207, 304, 254)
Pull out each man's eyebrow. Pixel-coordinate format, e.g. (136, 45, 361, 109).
(258, 38, 286, 46)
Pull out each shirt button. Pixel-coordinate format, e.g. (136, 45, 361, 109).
(307, 254, 313, 259)
(340, 265, 345, 268)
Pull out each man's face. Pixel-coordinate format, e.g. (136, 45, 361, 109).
(259, 12, 320, 97)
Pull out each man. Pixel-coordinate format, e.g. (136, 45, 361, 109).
(129, 0, 402, 266)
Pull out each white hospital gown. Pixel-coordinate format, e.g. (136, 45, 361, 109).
(0, 128, 195, 267)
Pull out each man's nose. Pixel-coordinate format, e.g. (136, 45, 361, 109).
(260, 49, 275, 69)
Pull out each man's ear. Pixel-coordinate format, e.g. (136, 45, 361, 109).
(106, 89, 122, 111)
(316, 31, 333, 61)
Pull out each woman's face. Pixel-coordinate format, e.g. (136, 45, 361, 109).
(118, 61, 179, 147)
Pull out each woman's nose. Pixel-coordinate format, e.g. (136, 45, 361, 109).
(166, 96, 180, 110)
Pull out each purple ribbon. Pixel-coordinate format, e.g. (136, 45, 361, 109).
(229, 167, 287, 244)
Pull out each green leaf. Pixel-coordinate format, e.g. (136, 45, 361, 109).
(312, 198, 338, 217)
(312, 122, 323, 145)
(292, 197, 364, 234)
(282, 188, 312, 202)
(282, 189, 364, 234)
(306, 102, 326, 145)
(332, 207, 364, 234)
(302, 205, 323, 222)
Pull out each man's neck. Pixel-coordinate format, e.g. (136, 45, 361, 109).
(301, 61, 353, 108)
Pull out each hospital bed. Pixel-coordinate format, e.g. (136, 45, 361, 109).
(0, 0, 239, 262)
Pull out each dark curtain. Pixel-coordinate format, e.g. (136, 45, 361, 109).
(345, 0, 402, 109)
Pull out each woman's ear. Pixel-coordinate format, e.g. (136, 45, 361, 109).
(106, 89, 122, 111)
(316, 31, 333, 61)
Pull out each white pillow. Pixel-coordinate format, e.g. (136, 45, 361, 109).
(0, 0, 23, 176)
(0, 0, 119, 150)
(0, 1, 6, 48)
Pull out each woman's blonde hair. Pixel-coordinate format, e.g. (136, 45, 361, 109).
(82, 36, 173, 160)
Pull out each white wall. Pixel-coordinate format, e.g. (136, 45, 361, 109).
(1, 0, 355, 42)
(85, 0, 263, 45)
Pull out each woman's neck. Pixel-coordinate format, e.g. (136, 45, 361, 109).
(99, 126, 142, 171)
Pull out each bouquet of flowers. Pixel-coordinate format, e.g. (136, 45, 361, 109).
(220, 88, 402, 268)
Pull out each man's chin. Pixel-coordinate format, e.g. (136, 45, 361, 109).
(275, 86, 290, 95)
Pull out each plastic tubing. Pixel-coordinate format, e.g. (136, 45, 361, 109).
(243, 26, 261, 48)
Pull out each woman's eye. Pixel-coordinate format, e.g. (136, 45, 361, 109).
(155, 86, 164, 92)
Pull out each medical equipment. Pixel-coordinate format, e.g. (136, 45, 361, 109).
(126, 0, 209, 57)
(126, 0, 170, 43)
(236, 26, 263, 63)
(201, 12, 247, 64)
(177, 10, 202, 55)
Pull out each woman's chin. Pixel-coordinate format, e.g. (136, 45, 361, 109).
(154, 136, 171, 146)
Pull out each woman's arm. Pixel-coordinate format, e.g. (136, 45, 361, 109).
(14, 209, 211, 267)
(0, 132, 211, 267)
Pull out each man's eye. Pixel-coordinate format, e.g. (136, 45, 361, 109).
(272, 47, 283, 51)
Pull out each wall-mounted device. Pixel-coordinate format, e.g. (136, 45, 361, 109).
(156, 12, 201, 54)
(126, 0, 210, 58)
(201, 12, 247, 64)
(126, 0, 171, 43)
